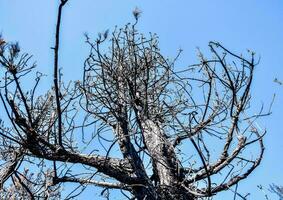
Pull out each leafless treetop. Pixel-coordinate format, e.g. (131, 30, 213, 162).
(0, 1, 267, 199)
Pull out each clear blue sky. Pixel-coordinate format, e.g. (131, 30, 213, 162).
(0, 0, 282, 199)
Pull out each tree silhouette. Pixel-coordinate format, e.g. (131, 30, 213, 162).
(0, 1, 267, 199)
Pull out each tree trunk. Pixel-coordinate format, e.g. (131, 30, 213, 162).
(133, 185, 195, 200)
(138, 119, 195, 200)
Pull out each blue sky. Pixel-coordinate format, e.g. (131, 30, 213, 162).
(0, 0, 282, 199)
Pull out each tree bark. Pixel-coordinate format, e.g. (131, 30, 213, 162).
(139, 119, 194, 200)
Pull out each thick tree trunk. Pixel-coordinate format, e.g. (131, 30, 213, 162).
(133, 185, 194, 200)
(138, 119, 195, 200)
(141, 120, 179, 185)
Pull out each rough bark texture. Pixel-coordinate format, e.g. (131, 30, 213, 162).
(141, 120, 194, 200)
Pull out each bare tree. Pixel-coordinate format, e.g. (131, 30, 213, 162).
(0, 1, 267, 199)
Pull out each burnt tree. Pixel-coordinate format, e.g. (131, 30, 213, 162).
(0, 1, 266, 199)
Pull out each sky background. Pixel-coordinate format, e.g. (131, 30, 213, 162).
(0, 0, 282, 199)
